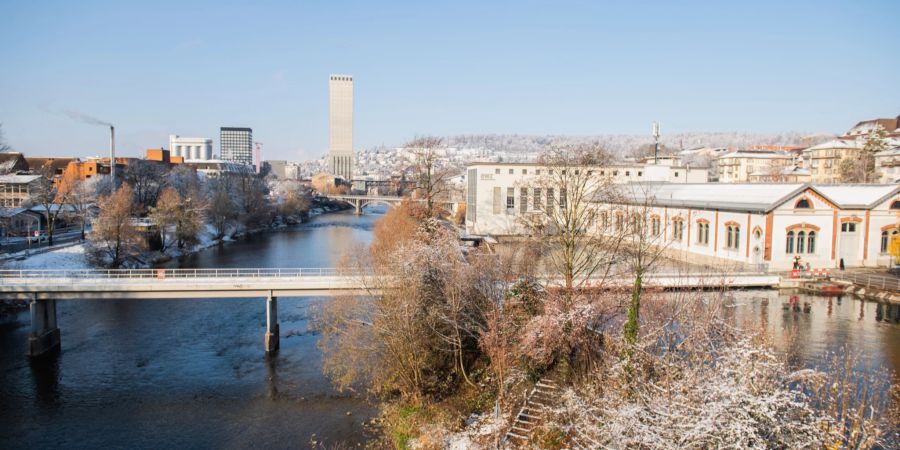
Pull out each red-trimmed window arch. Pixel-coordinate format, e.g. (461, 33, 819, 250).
(650, 213, 661, 237)
(785, 223, 819, 255)
(671, 216, 685, 241)
(696, 218, 710, 245)
(891, 200, 900, 210)
(794, 197, 812, 209)
(724, 220, 741, 250)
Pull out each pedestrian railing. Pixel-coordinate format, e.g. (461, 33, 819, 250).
(0, 267, 368, 283)
(830, 272, 900, 293)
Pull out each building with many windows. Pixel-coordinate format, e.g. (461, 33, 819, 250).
(0, 174, 42, 208)
(328, 74, 354, 181)
(169, 135, 213, 161)
(220, 127, 253, 165)
(464, 162, 900, 270)
(715, 150, 794, 183)
(802, 139, 863, 184)
(875, 146, 900, 184)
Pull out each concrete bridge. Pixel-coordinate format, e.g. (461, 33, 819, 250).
(323, 195, 406, 214)
(0, 268, 377, 357)
(0, 268, 778, 357)
(323, 194, 461, 215)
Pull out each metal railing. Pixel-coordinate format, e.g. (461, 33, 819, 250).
(830, 272, 900, 293)
(0, 267, 366, 282)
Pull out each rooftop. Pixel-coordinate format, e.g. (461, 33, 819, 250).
(0, 174, 42, 184)
(611, 182, 900, 213)
(717, 151, 792, 159)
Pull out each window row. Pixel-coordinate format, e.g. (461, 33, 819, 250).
(786, 230, 816, 254)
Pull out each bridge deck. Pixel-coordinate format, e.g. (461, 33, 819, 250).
(0, 268, 779, 299)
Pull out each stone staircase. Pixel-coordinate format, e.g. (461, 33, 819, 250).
(502, 379, 560, 447)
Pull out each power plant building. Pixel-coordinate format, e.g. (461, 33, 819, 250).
(169, 135, 213, 161)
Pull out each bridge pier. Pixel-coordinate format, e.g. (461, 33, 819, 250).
(354, 200, 362, 215)
(28, 298, 60, 357)
(264, 293, 279, 353)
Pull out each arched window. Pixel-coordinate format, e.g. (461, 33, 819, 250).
(795, 198, 811, 209)
(891, 200, 900, 210)
(882, 231, 889, 253)
(797, 231, 806, 254)
(672, 218, 684, 241)
(697, 222, 709, 245)
(725, 224, 740, 249)
(651, 217, 661, 236)
(786, 231, 795, 254)
(807, 231, 815, 254)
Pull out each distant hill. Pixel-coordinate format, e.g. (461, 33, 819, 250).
(441, 132, 835, 155)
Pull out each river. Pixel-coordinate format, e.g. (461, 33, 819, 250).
(0, 209, 383, 449)
(1, 209, 899, 448)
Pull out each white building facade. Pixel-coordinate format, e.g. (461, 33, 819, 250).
(465, 163, 900, 271)
(169, 135, 213, 161)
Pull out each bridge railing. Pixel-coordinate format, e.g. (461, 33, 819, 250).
(0, 267, 368, 282)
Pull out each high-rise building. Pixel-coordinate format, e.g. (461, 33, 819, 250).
(220, 127, 253, 165)
(169, 135, 213, 161)
(328, 74, 353, 181)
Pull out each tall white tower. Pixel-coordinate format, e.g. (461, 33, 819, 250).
(328, 74, 354, 181)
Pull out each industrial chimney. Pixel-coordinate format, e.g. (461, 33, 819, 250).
(109, 125, 116, 186)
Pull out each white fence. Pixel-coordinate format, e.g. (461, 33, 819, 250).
(0, 267, 366, 282)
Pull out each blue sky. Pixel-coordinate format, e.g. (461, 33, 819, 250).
(1, 0, 898, 161)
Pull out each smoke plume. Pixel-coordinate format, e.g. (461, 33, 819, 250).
(64, 110, 112, 127)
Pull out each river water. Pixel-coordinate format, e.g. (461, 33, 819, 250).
(0, 210, 382, 449)
(1, 209, 899, 449)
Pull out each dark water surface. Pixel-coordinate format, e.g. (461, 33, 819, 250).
(0, 210, 381, 449)
(2, 208, 900, 448)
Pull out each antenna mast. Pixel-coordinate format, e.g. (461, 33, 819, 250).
(652, 121, 660, 164)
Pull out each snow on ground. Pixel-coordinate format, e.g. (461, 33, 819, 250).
(4, 244, 89, 270)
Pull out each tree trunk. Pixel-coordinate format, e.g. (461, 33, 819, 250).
(624, 272, 642, 348)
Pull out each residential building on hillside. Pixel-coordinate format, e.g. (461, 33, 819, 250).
(169, 135, 213, 161)
(0, 174, 43, 207)
(843, 116, 900, 138)
(328, 74, 354, 181)
(465, 176, 900, 270)
(220, 127, 253, 165)
(875, 146, 900, 184)
(715, 151, 794, 183)
(802, 139, 863, 184)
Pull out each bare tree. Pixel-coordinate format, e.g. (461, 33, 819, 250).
(27, 167, 70, 246)
(407, 136, 452, 216)
(616, 184, 668, 357)
(206, 178, 238, 239)
(149, 187, 182, 251)
(89, 184, 143, 267)
(520, 144, 627, 295)
(65, 178, 97, 241)
(841, 126, 888, 183)
(123, 160, 167, 211)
